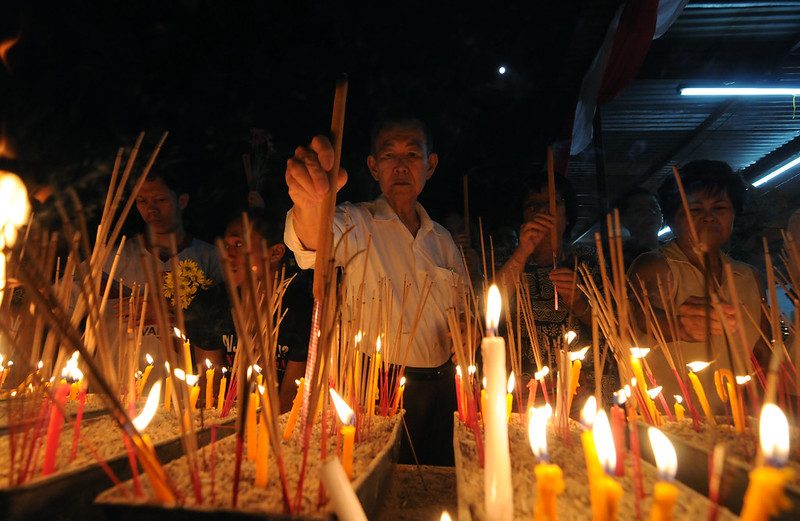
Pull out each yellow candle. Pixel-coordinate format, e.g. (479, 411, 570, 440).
(740, 403, 794, 521)
(204, 359, 214, 409)
(138, 353, 154, 395)
(62, 351, 83, 401)
(329, 388, 356, 479)
(481, 386, 487, 420)
(567, 346, 589, 412)
(255, 388, 270, 487)
(217, 369, 227, 411)
(673, 396, 685, 421)
(529, 404, 563, 521)
(648, 427, 679, 521)
(390, 377, 405, 417)
(581, 397, 602, 480)
(164, 375, 173, 411)
(131, 381, 175, 505)
(630, 348, 658, 418)
(591, 410, 623, 521)
(714, 369, 743, 432)
(183, 341, 192, 374)
(189, 385, 200, 413)
(367, 339, 381, 416)
(283, 378, 305, 440)
(69, 380, 82, 401)
(686, 362, 716, 425)
(246, 390, 257, 461)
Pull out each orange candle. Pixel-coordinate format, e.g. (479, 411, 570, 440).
(204, 359, 214, 409)
(528, 404, 563, 521)
(330, 388, 356, 479)
(217, 367, 228, 411)
(283, 378, 305, 440)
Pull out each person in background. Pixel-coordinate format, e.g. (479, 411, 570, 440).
(617, 186, 663, 269)
(628, 160, 769, 406)
(184, 208, 313, 413)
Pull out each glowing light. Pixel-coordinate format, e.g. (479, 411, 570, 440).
(648, 427, 677, 480)
(613, 389, 628, 405)
(753, 155, 800, 188)
(485, 284, 502, 334)
(736, 375, 751, 385)
(468, 365, 477, 376)
(581, 396, 597, 427)
(528, 404, 553, 460)
(0, 35, 19, 70)
(498, 66, 507, 75)
(329, 388, 355, 425)
(564, 330, 577, 345)
(534, 366, 550, 381)
(658, 226, 672, 237)
(145, 353, 153, 365)
(205, 358, 212, 369)
(354, 331, 363, 344)
(441, 511, 453, 521)
(674, 395, 683, 404)
(647, 386, 663, 400)
(456, 365, 462, 378)
(507, 372, 516, 394)
(593, 410, 616, 474)
(61, 351, 83, 383)
(687, 361, 711, 373)
(376, 336, 381, 353)
(400, 376, 406, 387)
(172, 327, 186, 340)
(760, 403, 790, 466)
(132, 381, 162, 432)
(630, 347, 651, 359)
(570, 346, 589, 362)
(680, 87, 800, 97)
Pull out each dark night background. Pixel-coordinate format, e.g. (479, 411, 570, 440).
(0, 1, 602, 242)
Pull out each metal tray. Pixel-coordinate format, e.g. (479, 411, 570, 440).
(95, 412, 404, 520)
(0, 416, 235, 521)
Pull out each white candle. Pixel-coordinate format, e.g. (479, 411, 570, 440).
(320, 458, 368, 521)
(482, 284, 514, 521)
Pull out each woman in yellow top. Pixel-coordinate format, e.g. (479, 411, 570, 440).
(628, 160, 769, 411)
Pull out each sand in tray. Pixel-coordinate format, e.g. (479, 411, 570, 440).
(454, 413, 739, 521)
(97, 413, 401, 517)
(0, 406, 232, 486)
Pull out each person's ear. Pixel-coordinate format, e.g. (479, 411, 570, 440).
(367, 155, 379, 181)
(178, 194, 190, 210)
(425, 152, 439, 180)
(269, 243, 286, 265)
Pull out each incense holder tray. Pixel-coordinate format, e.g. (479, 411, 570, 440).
(0, 417, 234, 521)
(95, 412, 403, 520)
(636, 419, 800, 520)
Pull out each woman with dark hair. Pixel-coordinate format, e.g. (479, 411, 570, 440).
(628, 160, 767, 405)
(497, 172, 602, 404)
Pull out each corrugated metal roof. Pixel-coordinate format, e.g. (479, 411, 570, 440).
(569, 0, 800, 241)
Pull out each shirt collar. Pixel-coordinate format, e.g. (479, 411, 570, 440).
(374, 195, 436, 235)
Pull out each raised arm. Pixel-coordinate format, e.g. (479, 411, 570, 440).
(285, 135, 348, 251)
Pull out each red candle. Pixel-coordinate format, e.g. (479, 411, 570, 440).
(610, 403, 627, 477)
(42, 383, 69, 476)
(69, 385, 87, 461)
(455, 366, 465, 422)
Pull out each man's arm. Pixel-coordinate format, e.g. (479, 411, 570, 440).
(285, 136, 348, 251)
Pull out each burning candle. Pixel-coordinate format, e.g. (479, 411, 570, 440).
(42, 381, 70, 475)
(0, 356, 11, 389)
(630, 348, 659, 422)
(131, 381, 175, 504)
(320, 458, 368, 521)
(0, 171, 31, 303)
(506, 372, 515, 421)
(673, 395, 685, 421)
(217, 367, 227, 411)
(246, 384, 258, 461)
(647, 427, 679, 521)
(686, 361, 716, 425)
(714, 369, 743, 432)
(330, 387, 356, 479)
(581, 396, 602, 481)
(528, 404, 563, 520)
(173, 327, 193, 375)
(204, 359, 214, 409)
(255, 385, 269, 487)
(591, 409, 624, 521)
(174, 370, 200, 413)
(481, 284, 514, 521)
(390, 376, 405, 417)
(138, 353, 154, 395)
(283, 377, 305, 440)
(739, 403, 794, 521)
(530, 366, 550, 408)
(63, 351, 83, 401)
(567, 346, 589, 412)
(455, 366, 465, 422)
(69, 380, 87, 462)
(163, 363, 173, 411)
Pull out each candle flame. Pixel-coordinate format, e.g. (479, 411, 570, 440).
(145, 353, 153, 365)
(686, 361, 711, 373)
(164, 362, 170, 371)
(329, 388, 355, 425)
(6, 360, 11, 367)
(528, 404, 552, 460)
(485, 284, 502, 333)
(482, 376, 487, 389)
(173, 368, 187, 381)
(221, 367, 227, 375)
(581, 396, 597, 427)
(468, 365, 477, 376)
(674, 395, 683, 404)
(0, 172, 31, 298)
(61, 351, 83, 383)
(569, 346, 589, 362)
(376, 336, 381, 353)
(354, 331, 363, 344)
(253, 364, 262, 374)
(564, 330, 577, 344)
(132, 381, 162, 432)
(172, 327, 186, 341)
(593, 409, 616, 474)
(534, 366, 550, 381)
(440, 512, 453, 521)
(648, 427, 677, 480)
(456, 365, 462, 378)
(294, 379, 301, 386)
(760, 403, 790, 466)
(507, 372, 516, 394)
(400, 376, 406, 387)
(37, 360, 43, 369)
(205, 358, 212, 369)
(630, 377, 637, 387)
(630, 347, 651, 359)
(735, 375, 751, 385)
(258, 385, 265, 394)
(185, 374, 199, 386)
(647, 386, 663, 400)
(613, 389, 627, 405)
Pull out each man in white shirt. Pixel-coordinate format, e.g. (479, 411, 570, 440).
(284, 116, 465, 465)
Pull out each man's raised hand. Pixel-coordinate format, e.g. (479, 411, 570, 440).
(286, 135, 348, 210)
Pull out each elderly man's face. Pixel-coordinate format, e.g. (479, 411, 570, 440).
(367, 126, 438, 204)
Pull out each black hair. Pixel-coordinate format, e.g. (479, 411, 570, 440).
(658, 160, 747, 226)
(142, 158, 192, 197)
(369, 115, 433, 155)
(615, 186, 658, 215)
(522, 171, 578, 240)
(228, 207, 284, 246)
